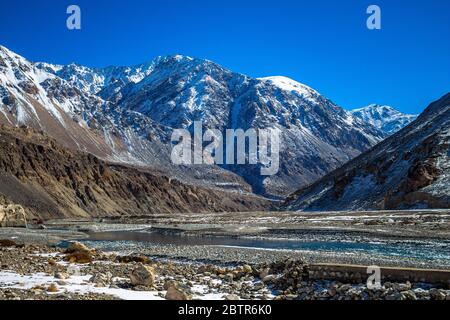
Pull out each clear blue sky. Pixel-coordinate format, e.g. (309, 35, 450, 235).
(0, 0, 449, 114)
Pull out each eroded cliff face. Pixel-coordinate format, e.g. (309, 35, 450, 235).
(0, 125, 269, 219)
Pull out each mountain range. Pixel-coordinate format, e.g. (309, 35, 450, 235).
(0, 45, 389, 198)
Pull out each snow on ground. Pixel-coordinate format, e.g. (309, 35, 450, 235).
(0, 271, 229, 300)
(0, 271, 164, 300)
(0, 270, 228, 300)
(0, 253, 228, 300)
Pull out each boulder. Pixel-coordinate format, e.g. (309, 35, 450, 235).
(164, 280, 177, 290)
(89, 272, 112, 287)
(64, 242, 94, 264)
(242, 265, 253, 274)
(165, 283, 192, 300)
(0, 205, 27, 228)
(66, 251, 93, 264)
(65, 241, 92, 254)
(130, 263, 155, 287)
(0, 239, 17, 247)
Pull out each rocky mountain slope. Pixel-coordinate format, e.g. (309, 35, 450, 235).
(0, 125, 268, 219)
(351, 104, 417, 135)
(283, 93, 450, 211)
(0, 45, 385, 197)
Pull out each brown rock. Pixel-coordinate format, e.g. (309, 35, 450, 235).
(259, 268, 270, 279)
(0, 205, 27, 228)
(65, 251, 93, 264)
(242, 265, 253, 274)
(130, 263, 155, 287)
(65, 242, 92, 254)
(165, 284, 192, 301)
(64, 241, 94, 264)
(0, 239, 17, 247)
(116, 255, 150, 264)
(47, 283, 58, 293)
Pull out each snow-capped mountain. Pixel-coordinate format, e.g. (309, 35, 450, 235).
(283, 93, 450, 211)
(0, 45, 386, 197)
(0, 46, 246, 193)
(351, 104, 417, 135)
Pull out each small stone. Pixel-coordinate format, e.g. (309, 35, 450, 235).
(225, 273, 234, 282)
(66, 251, 93, 264)
(430, 289, 446, 300)
(164, 280, 177, 290)
(253, 282, 265, 290)
(338, 284, 352, 293)
(262, 275, 276, 283)
(224, 294, 240, 300)
(48, 258, 57, 266)
(116, 255, 150, 264)
(401, 290, 417, 300)
(386, 292, 404, 300)
(47, 283, 58, 293)
(328, 287, 337, 297)
(54, 272, 68, 280)
(259, 268, 270, 279)
(89, 273, 111, 287)
(242, 265, 252, 274)
(65, 242, 91, 254)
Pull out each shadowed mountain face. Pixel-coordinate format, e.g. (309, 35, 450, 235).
(0, 125, 269, 219)
(283, 93, 450, 211)
(0, 45, 385, 198)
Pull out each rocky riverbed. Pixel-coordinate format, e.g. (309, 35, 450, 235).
(0, 240, 449, 301)
(1, 210, 449, 300)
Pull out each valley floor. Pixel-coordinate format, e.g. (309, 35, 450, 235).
(0, 210, 449, 300)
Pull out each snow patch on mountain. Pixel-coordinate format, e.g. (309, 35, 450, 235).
(259, 76, 320, 103)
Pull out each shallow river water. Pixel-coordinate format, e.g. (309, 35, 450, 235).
(80, 229, 450, 264)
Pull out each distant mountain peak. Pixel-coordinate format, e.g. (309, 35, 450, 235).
(351, 104, 417, 135)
